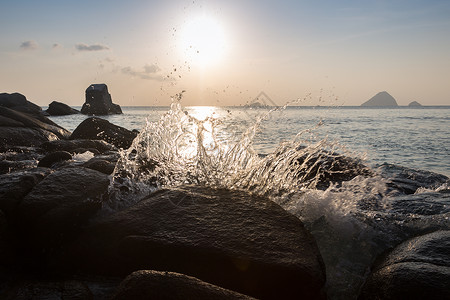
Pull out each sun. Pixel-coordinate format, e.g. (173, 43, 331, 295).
(180, 15, 227, 66)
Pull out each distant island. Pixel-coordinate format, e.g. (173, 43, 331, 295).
(408, 101, 422, 107)
(361, 91, 398, 107)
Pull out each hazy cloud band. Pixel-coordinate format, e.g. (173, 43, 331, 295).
(75, 43, 109, 51)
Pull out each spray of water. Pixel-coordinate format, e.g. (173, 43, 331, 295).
(107, 92, 449, 299)
(109, 92, 370, 207)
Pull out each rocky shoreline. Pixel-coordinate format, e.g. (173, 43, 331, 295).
(1, 92, 449, 299)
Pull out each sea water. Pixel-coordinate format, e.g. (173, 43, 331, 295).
(47, 100, 450, 299)
(48, 104, 450, 176)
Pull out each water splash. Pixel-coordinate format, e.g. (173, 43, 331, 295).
(109, 92, 369, 207)
(107, 93, 449, 299)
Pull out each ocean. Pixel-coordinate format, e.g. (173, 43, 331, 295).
(47, 103, 449, 299)
(48, 105, 450, 176)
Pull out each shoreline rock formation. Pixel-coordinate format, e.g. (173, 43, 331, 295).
(46, 101, 80, 116)
(81, 84, 122, 115)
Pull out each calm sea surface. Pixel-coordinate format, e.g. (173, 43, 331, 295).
(47, 106, 450, 176)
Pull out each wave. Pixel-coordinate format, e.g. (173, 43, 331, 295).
(107, 93, 449, 299)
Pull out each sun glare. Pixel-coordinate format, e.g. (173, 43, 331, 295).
(180, 16, 227, 66)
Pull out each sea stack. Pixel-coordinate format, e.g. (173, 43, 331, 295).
(361, 91, 398, 107)
(81, 84, 122, 115)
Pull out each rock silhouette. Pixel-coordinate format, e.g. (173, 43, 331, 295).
(361, 91, 398, 107)
(81, 84, 122, 115)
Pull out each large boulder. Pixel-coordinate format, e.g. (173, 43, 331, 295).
(81, 84, 122, 115)
(57, 186, 326, 300)
(0, 169, 50, 216)
(0, 92, 42, 116)
(37, 151, 73, 168)
(14, 167, 109, 261)
(0, 106, 71, 148)
(70, 117, 137, 149)
(112, 270, 255, 300)
(359, 230, 450, 300)
(46, 101, 80, 116)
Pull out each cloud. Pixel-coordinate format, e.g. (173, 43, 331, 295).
(20, 40, 38, 50)
(121, 64, 165, 81)
(52, 43, 63, 49)
(75, 43, 109, 52)
(144, 64, 161, 73)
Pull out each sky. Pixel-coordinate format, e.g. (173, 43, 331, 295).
(1, 0, 450, 107)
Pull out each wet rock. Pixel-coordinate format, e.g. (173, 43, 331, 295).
(70, 117, 137, 149)
(14, 167, 109, 259)
(0, 92, 42, 116)
(0, 147, 42, 174)
(388, 192, 450, 216)
(113, 270, 255, 300)
(81, 84, 122, 115)
(46, 101, 80, 116)
(0, 95, 69, 132)
(83, 158, 116, 175)
(0, 106, 71, 148)
(0, 169, 50, 216)
(1, 279, 93, 300)
(58, 186, 326, 300)
(0, 160, 37, 175)
(378, 163, 449, 195)
(37, 151, 72, 168)
(359, 230, 450, 300)
(41, 139, 116, 154)
(0, 126, 59, 148)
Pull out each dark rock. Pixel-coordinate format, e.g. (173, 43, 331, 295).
(361, 91, 398, 107)
(46, 101, 80, 116)
(38, 151, 73, 168)
(0, 160, 37, 175)
(70, 117, 137, 149)
(0, 106, 70, 139)
(0, 92, 42, 114)
(58, 186, 326, 300)
(0, 147, 42, 174)
(14, 167, 109, 257)
(0, 115, 24, 127)
(0, 93, 63, 126)
(378, 163, 449, 195)
(83, 159, 116, 174)
(0, 106, 71, 148)
(0, 170, 49, 216)
(1, 279, 93, 300)
(81, 84, 122, 115)
(359, 231, 450, 300)
(408, 101, 422, 107)
(0, 209, 14, 267)
(41, 139, 116, 154)
(388, 192, 450, 216)
(0, 126, 59, 148)
(113, 270, 255, 300)
(72, 148, 100, 155)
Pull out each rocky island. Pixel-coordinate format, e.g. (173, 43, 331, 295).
(408, 101, 422, 107)
(81, 84, 122, 115)
(361, 91, 398, 107)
